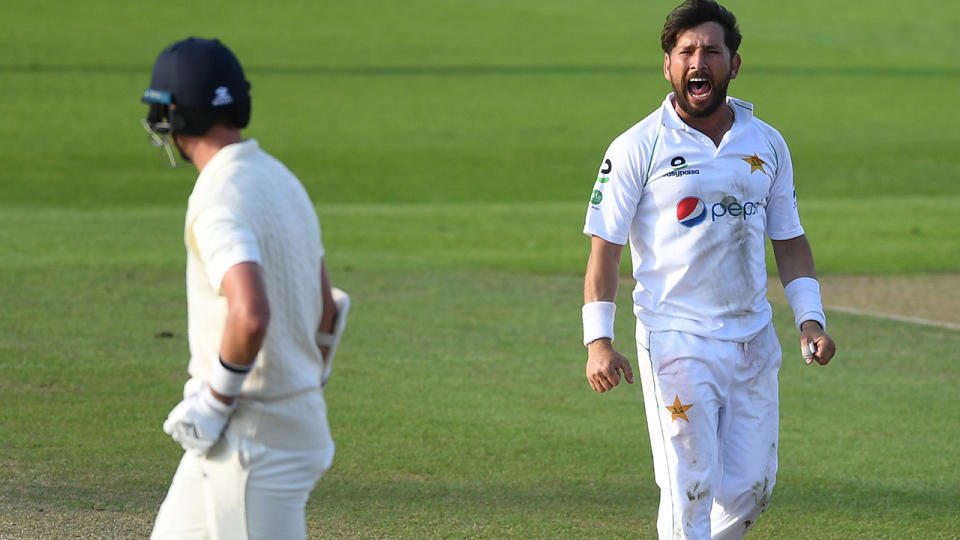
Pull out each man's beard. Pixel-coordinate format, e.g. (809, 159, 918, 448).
(671, 70, 732, 118)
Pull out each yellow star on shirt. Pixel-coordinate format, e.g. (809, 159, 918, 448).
(666, 395, 693, 422)
(742, 154, 766, 174)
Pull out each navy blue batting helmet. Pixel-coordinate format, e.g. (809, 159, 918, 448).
(142, 37, 251, 137)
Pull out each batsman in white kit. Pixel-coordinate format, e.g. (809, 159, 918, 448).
(140, 38, 350, 539)
(581, 1, 836, 539)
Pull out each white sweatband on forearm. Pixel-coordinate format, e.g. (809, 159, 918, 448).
(582, 301, 616, 346)
(783, 277, 826, 332)
(208, 356, 253, 398)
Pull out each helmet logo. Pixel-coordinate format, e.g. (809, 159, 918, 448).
(211, 86, 234, 107)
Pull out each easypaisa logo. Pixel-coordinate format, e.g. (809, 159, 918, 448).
(676, 195, 763, 228)
(664, 156, 700, 178)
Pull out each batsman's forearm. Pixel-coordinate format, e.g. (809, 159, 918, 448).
(219, 307, 269, 367)
(218, 262, 271, 367)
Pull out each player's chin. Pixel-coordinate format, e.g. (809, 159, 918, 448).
(685, 90, 713, 112)
(679, 99, 711, 118)
(683, 93, 725, 118)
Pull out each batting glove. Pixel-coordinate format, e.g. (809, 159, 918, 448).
(182, 377, 205, 399)
(317, 287, 351, 387)
(162, 387, 236, 456)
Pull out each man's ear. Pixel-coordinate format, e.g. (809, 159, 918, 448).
(730, 53, 742, 80)
(663, 52, 671, 82)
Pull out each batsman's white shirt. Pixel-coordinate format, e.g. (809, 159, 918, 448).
(584, 94, 804, 342)
(154, 139, 333, 540)
(184, 138, 332, 449)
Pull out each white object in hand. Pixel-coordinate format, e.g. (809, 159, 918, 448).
(317, 287, 351, 387)
(162, 388, 236, 456)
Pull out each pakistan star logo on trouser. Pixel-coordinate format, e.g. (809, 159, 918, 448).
(667, 395, 693, 422)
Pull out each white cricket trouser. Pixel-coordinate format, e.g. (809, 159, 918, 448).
(151, 388, 335, 540)
(636, 321, 781, 540)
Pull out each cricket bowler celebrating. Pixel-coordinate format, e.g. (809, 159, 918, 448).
(581, 1, 836, 538)
(141, 38, 350, 539)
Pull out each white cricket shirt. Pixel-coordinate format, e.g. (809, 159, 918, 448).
(184, 139, 326, 399)
(584, 94, 804, 341)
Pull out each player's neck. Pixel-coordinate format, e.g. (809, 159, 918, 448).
(178, 126, 245, 172)
(676, 103, 735, 147)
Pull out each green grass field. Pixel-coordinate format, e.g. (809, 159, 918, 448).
(2, 0, 959, 538)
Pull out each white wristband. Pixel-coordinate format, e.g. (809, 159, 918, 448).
(582, 301, 616, 346)
(783, 277, 826, 332)
(208, 356, 253, 398)
(199, 384, 237, 415)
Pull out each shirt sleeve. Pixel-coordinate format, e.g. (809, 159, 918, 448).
(583, 137, 643, 246)
(188, 204, 262, 292)
(765, 135, 805, 241)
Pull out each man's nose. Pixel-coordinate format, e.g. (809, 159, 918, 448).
(690, 49, 708, 70)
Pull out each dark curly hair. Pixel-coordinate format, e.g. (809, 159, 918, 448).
(661, 0, 742, 55)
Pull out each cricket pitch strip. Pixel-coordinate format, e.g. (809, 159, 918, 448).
(768, 274, 960, 331)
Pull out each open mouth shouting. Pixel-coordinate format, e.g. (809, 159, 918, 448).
(687, 76, 712, 103)
(672, 69, 729, 119)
